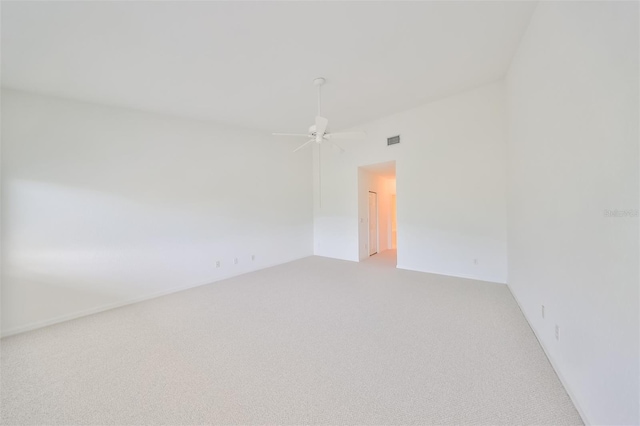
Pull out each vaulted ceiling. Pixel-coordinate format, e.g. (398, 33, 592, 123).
(2, 1, 537, 132)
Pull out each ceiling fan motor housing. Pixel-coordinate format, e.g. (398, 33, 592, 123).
(309, 124, 328, 143)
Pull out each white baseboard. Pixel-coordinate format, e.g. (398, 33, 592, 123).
(506, 284, 591, 426)
(395, 264, 507, 285)
(1, 254, 311, 338)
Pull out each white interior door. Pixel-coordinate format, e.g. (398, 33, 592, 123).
(368, 191, 378, 256)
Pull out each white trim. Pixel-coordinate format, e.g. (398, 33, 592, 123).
(395, 264, 507, 285)
(506, 284, 590, 426)
(1, 255, 310, 338)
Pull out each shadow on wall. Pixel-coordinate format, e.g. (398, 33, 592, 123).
(1, 179, 296, 335)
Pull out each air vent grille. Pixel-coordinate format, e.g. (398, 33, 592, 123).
(387, 135, 400, 146)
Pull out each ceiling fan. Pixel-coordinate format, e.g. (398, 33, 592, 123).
(272, 78, 366, 153)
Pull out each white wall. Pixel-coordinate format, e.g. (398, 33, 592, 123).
(314, 82, 508, 283)
(1, 89, 313, 336)
(506, 2, 639, 425)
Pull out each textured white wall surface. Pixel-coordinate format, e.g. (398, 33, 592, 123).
(506, 2, 639, 424)
(314, 82, 508, 284)
(1, 89, 313, 336)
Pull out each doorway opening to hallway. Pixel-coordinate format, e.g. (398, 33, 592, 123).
(358, 161, 397, 266)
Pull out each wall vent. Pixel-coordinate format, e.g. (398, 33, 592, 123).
(387, 135, 400, 146)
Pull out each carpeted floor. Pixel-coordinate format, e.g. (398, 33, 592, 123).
(1, 252, 582, 425)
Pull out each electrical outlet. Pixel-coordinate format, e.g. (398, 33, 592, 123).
(473, 258, 478, 265)
(251, 254, 255, 261)
(541, 305, 545, 319)
(215, 260, 221, 268)
(234, 258, 239, 265)
(555, 325, 560, 341)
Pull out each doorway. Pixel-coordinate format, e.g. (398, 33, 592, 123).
(368, 191, 378, 256)
(357, 161, 397, 265)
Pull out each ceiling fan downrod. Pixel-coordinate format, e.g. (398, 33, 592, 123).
(313, 77, 325, 117)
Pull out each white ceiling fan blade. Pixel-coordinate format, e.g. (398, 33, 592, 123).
(325, 131, 366, 140)
(292, 139, 314, 153)
(272, 133, 310, 138)
(315, 116, 328, 137)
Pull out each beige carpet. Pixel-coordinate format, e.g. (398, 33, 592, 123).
(1, 252, 582, 425)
